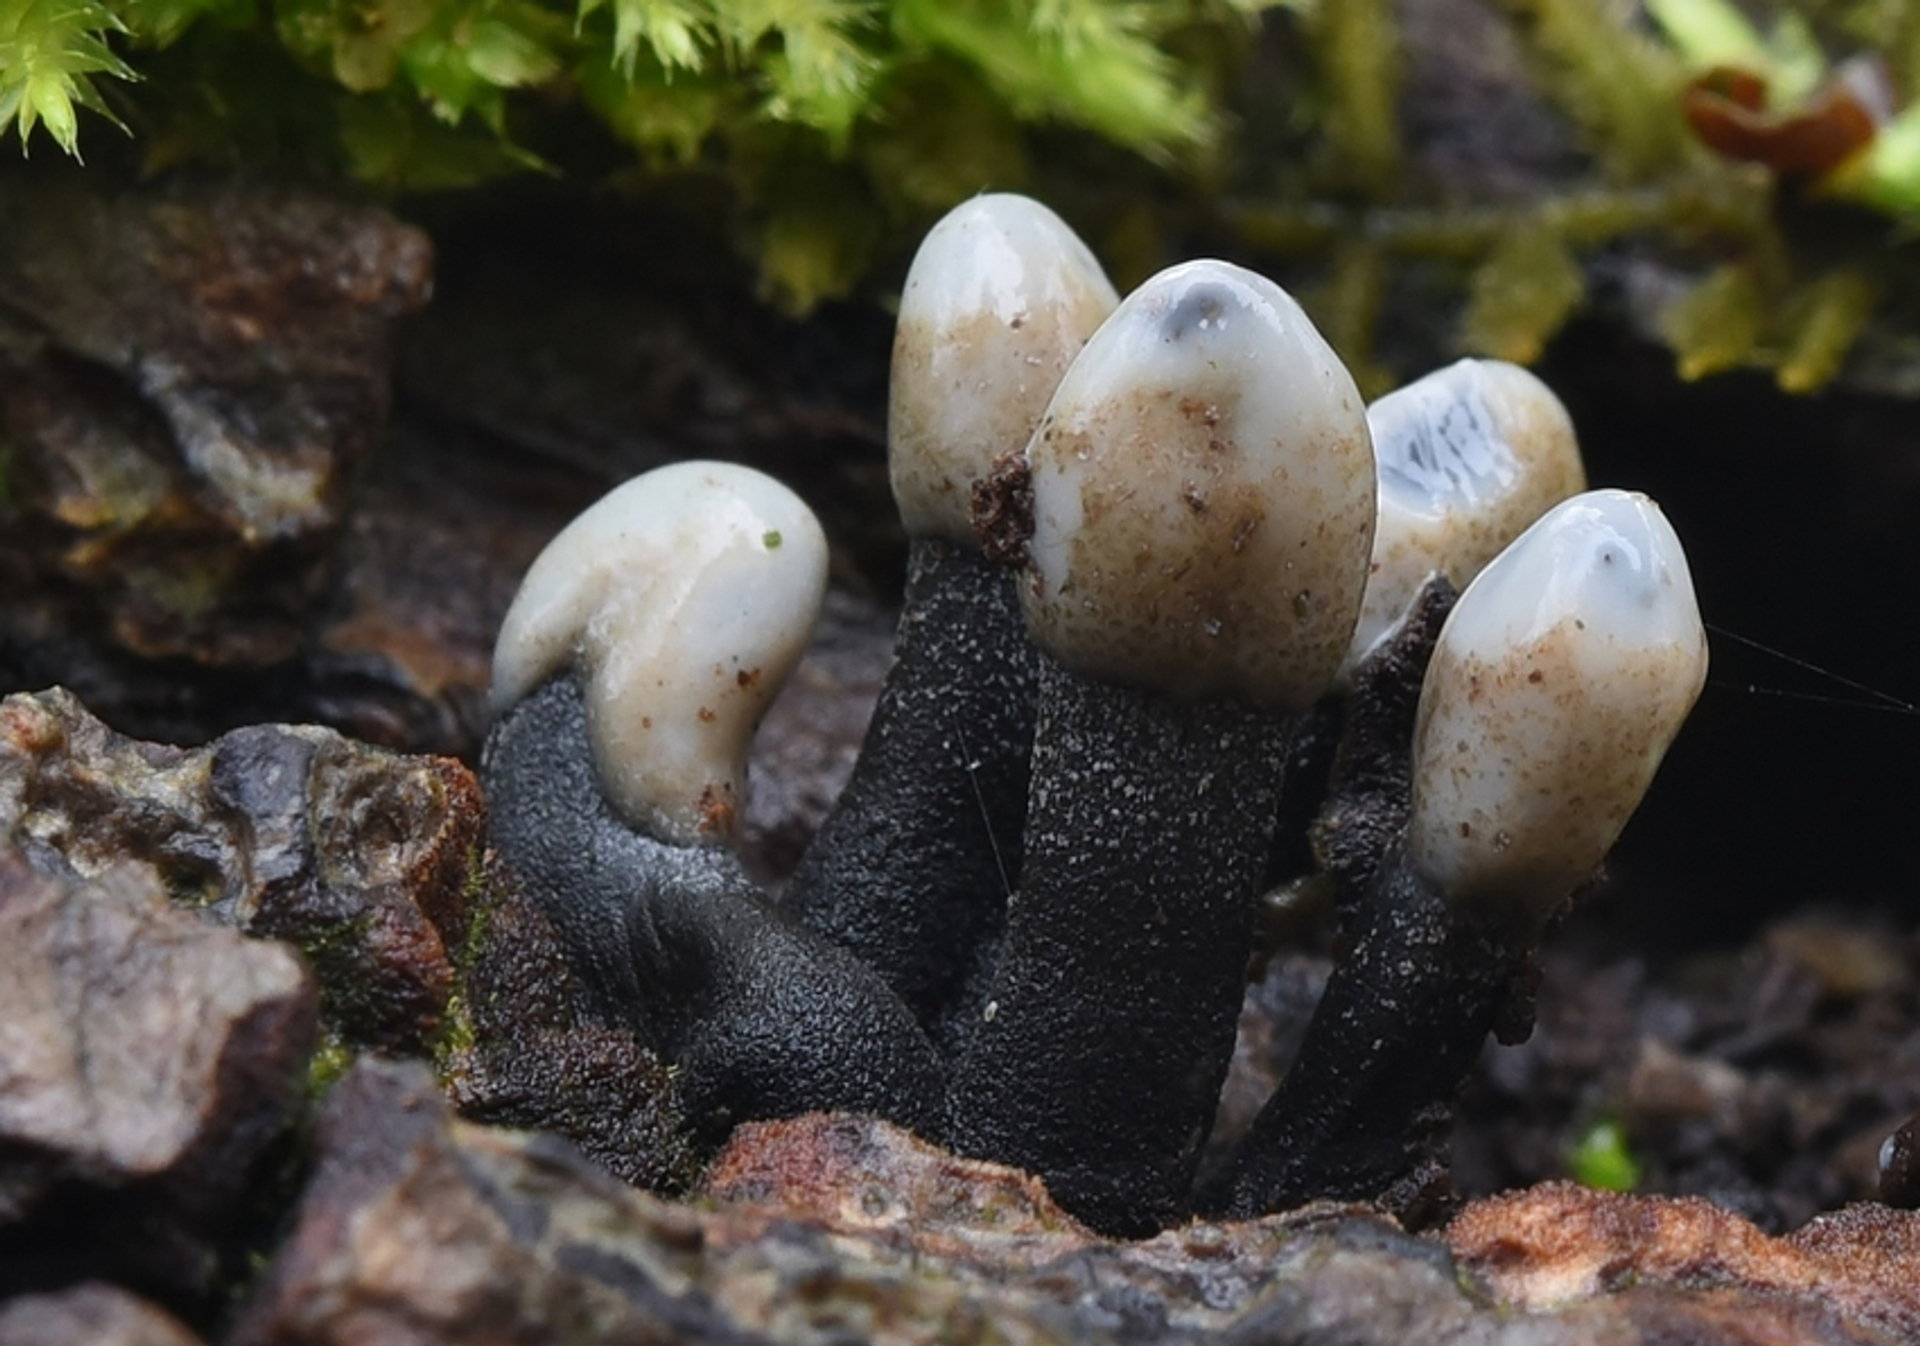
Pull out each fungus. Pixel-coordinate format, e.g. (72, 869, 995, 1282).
(782, 194, 1117, 1050)
(947, 259, 1376, 1235)
(1217, 488, 1708, 1217)
(477, 221, 1709, 1241)
(1341, 357, 1586, 683)
(489, 462, 825, 849)
(1274, 357, 1588, 889)
(482, 461, 944, 1144)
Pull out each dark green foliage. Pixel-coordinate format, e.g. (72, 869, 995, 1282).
(1, 0, 1285, 309)
(1233, 0, 1920, 393)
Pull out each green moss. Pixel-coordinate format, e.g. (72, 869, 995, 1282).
(305, 1028, 357, 1101)
(1233, 0, 1920, 392)
(1501, 0, 1691, 181)
(1777, 265, 1876, 391)
(0, 0, 136, 159)
(17, 0, 1920, 385)
(3, 0, 1284, 310)
(1462, 226, 1587, 364)
(1567, 1118, 1642, 1192)
(1304, 0, 1400, 199)
(429, 852, 489, 1072)
(1661, 263, 1769, 380)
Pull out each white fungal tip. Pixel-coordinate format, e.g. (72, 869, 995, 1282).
(1020, 258, 1375, 710)
(1408, 489, 1708, 914)
(1340, 359, 1587, 683)
(490, 461, 828, 847)
(890, 193, 1119, 541)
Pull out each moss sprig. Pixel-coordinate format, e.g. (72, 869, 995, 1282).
(1, 0, 1287, 310)
(1233, 0, 1920, 394)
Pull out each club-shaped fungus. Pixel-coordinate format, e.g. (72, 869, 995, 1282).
(949, 259, 1375, 1235)
(484, 462, 944, 1145)
(1219, 488, 1707, 1217)
(783, 195, 1118, 1050)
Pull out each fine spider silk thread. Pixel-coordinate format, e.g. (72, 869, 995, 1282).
(1704, 622, 1920, 719)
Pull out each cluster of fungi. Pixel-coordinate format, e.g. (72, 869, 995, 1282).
(480, 195, 1710, 1238)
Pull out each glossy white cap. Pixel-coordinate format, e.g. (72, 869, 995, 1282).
(1021, 259, 1375, 710)
(890, 194, 1120, 541)
(490, 461, 828, 847)
(1409, 489, 1708, 913)
(1341, 359, 1586, 683)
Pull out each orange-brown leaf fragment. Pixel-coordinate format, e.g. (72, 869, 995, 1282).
(1685, 65, 1880, 177)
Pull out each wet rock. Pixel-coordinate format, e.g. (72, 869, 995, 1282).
(0, 171, 431, 724)
(228, 1068, 1920, 1346)
(0, 685, 697, 1192)
(0, 174, 903, 763)
(228, 1058, 717, 1346)
(0, 687, 471, 1054)
(1448, 1182, 1920, 1344)
(0, 850, 316, 1301)
(302, 421, 558, 756)
(0, 1284, 208, 1346)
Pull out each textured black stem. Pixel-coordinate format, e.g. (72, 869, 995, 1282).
(1262, 698, 1343, 891)
(943, 657, 1287, 1237)
(1261, 579, 1457, 906)
(1211, 835, 1522, 1221)
(1311, 577, 1457, 902)
(781, 539, 1038, 1054)
(483, 674, 944, 1146)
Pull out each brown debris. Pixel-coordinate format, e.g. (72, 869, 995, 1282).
(1684, 66, 1882, 178)
(703, 1112, 1094, 1257)
(969, 449, 1036, 569)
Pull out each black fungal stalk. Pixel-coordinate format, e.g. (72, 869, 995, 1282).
(485, 674, 943, 1144)
(781, 540, 1036, 1052)
(942, 259, 1377, 1236)
(782, 194, 1117, 1053)
(481, 461, 943, 1146)
(945, 660, 1289, 1235)
(1219, 490, 1706, 1219)
(1217, 835, 1525, 1219)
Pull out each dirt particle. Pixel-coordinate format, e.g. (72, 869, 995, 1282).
(971, 451, 1035, 569)
(1177, 396, 1222, 427)
(698, 707, 716, 723)
(697, 782, 736, 835)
